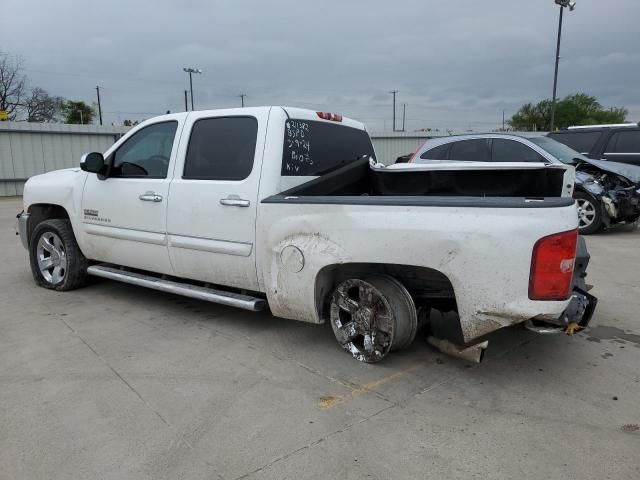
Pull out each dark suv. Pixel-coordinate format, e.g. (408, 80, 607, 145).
(548, 124, 640, 166)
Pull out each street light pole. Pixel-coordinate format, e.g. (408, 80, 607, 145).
(183, 67, 202, 111)
(189, 72, 194, 110)
(95, 86, 103, 125)
(239, 94, 246, 107)
(402, 103, 406, 132)
(550, 0, 576, 131)
(389, 90, 398, 132)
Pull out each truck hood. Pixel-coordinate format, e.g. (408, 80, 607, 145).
(26, 167, 82, 184)
(577, 158, 640, 184)
(28, 167, 81, 180)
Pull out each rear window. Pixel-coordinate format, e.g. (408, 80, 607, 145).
(282, 119, 375, 176)
(548, 131, 601, 154)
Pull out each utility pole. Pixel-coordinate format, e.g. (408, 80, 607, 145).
(550, 0, 576, 131)
(239, 94, 247, 107)
(389, 90, 398, 132)
(183, 67, 202, 111)
(502, 110, 505, 131)
(184, 90, 188, 111)
(95, 86, 103, 125)
(402, 103, 407, 132)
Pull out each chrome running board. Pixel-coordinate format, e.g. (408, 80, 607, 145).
(87, 264, 266, 311)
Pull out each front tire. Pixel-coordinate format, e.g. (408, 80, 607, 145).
(574, 191, 603, 235)
(329, 275, 417, 363)
(29, 219, 88, 291)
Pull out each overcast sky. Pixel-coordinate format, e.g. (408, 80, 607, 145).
(3, 0, 639, 131)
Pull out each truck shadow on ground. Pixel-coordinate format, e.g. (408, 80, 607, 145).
(78, 277, 635, 406)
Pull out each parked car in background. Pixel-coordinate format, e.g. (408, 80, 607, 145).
(548, 123, 640, 166)
(407, 134, 640, 234)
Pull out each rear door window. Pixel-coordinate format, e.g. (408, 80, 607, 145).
(607, 131, 640, 153)
(281, 120, 375, 176)
(491, 139, 545, 162)
(183, 116, 258, 181)
(420, 143, 450, 160)
(448, 139, 490, 162)
(549, 132, 601, 154)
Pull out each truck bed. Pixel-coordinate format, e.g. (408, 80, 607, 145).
(264, 158, 573, 208)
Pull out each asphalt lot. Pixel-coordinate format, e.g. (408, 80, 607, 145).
(1, 195, 639, 480)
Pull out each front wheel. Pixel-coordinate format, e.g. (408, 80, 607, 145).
(329, 275, 417, 363)
(574, 191, 603, 235)
(29, 219, 88, 291)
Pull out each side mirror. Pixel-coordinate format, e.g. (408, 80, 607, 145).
(80, 152, 105, 174)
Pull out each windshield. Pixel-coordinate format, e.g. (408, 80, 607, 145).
(529, 136, 590, 165)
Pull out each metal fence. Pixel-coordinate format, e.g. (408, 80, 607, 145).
(0, 123, 128, 196)
(369, 131, 441, 164)
(0, 123, 441, 196)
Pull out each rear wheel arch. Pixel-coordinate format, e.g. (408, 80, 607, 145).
(314, 263, 458, 321)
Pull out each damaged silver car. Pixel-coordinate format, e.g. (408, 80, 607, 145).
(405, 134, 640, 234)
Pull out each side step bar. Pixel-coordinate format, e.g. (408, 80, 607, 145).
(87, 264, 266, 312)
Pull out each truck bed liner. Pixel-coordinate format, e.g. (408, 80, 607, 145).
(265, 158, 572, 207)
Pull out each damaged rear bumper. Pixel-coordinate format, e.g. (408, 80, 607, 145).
(525, 287, 597, 334)
(525, 235, 598, 334)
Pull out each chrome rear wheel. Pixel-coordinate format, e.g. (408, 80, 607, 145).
(330, 276, 417, 363)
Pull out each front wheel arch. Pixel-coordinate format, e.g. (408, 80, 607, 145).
(29, 219, 88, 291)
(27, 204, 70, 247)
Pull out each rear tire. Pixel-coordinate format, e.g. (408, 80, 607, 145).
(329, 275, 417, 363)
(29, 219, 88, 291)
(574, 191, 603, 235)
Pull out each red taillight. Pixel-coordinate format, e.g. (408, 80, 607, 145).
(529, 229, 578, 301)
(316, 112, 343, 122)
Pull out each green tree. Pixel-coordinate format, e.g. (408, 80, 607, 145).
(509, 93, 628, 131)
(60, 100, 95, 124)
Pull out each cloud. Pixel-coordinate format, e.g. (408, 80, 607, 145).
(3, 0, 639, 130)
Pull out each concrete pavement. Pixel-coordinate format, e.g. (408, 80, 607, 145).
(1, 196, 638, 480)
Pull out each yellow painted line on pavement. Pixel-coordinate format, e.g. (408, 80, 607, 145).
(318, 362, 429, 409)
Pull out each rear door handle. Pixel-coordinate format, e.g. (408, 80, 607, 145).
(220, 196, 250, 207)
(139, 192, 163, 202)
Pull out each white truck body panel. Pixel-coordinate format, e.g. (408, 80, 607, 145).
(21, 106, 582, 347)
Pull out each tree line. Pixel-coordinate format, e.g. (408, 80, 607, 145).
(0, 51, 95, 123)
(509, 93, 628, 131)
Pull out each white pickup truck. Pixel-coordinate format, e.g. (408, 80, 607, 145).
(17, 107, 596, 362)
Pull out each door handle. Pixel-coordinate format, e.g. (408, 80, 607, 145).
(220, 196, 250, 207)
(139, 192, 163, 202)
